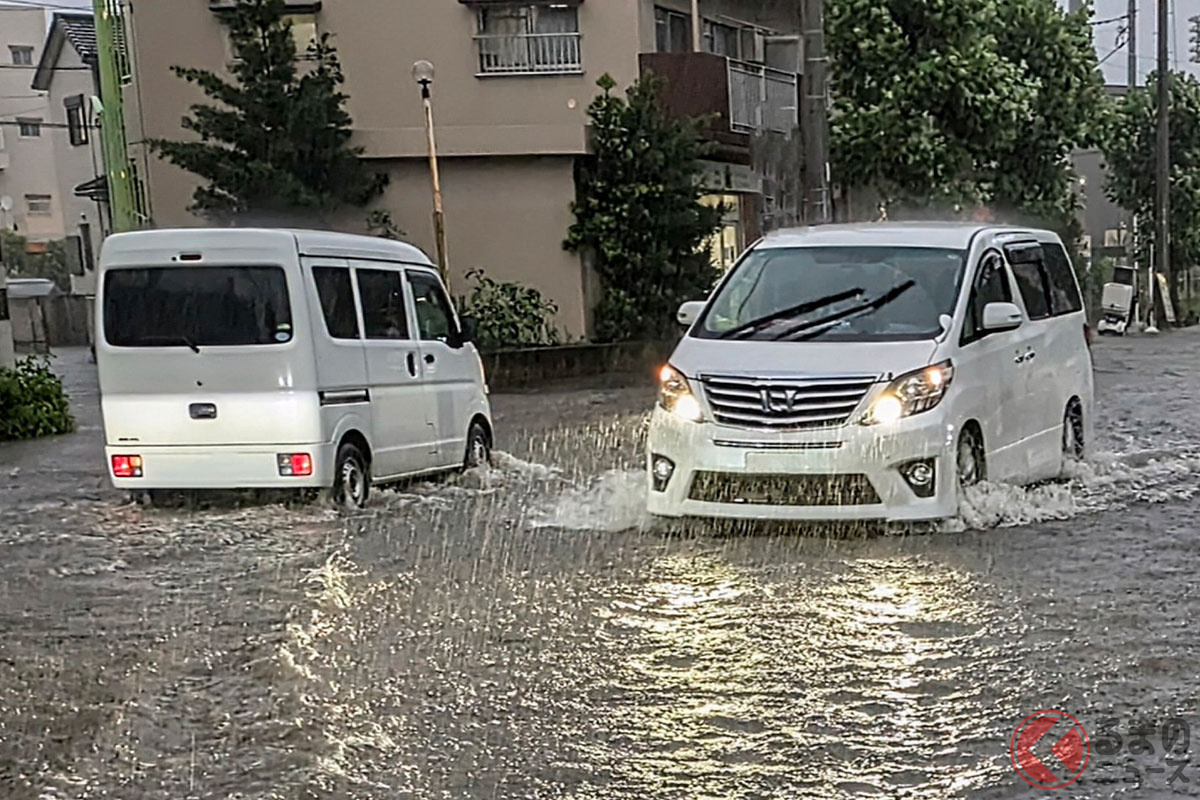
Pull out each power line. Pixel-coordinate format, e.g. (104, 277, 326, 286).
(0, 65, 91, 71)
(1091, 12, 1130, 26)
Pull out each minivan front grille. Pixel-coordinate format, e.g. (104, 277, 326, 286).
(688, 472, 881, 506)
(701, 374, 877, 430)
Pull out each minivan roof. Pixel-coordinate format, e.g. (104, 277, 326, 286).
(99, 227, 435, 266)
(757, 222, 1059, 251)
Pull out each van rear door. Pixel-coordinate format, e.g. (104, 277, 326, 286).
(97, 263, 321, 446)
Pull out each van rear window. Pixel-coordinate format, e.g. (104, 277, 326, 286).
(104, 266, 292, 347)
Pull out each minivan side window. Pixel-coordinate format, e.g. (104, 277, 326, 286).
(1041, 243, 1084, 316)
(1010, 259, 1052, 320)
(312, 266, 359, 339)
(408, 272, 457, 343)
(356, 268, 409, 340)
(961, 252, 1013, 345)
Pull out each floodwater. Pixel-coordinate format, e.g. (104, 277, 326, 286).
(3, 335, 1200, 799)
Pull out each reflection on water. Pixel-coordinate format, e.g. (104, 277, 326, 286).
(583, 549, 1021, 798)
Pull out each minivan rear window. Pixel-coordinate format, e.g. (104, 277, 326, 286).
(104, 266, 293, 347)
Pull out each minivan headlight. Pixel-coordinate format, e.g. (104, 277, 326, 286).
(862, 360, 954, 425)
(658, 364, 703, 422)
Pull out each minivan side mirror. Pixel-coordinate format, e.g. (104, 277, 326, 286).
(677, 300, 706, 327)
(458, 315, 478, 345)
(981, 301, 1024, 332)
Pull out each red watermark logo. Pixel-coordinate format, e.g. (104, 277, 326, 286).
(1010, 710, 1091, 789)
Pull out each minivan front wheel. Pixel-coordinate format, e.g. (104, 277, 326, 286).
(331, 443, 369, 510)
(956, 426, 986, 487)
(1063, 400, 1085, 462)
(463, 421, 492, 471)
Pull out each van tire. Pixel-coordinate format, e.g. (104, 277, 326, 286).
(331, 442, 370, 510)
(956, 425, 986, 487)
(1063, 399, 1085, 462)
(463, 420, 491, 471)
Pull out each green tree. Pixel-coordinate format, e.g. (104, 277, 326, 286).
(826, 0, 1105, 226)
(149, 0, 385, 217)
(565, 74, 723, 342)
(1102, 71, 1200, 309)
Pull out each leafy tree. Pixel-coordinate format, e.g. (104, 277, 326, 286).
(149, 0, 385, 217)
(1102, 71, 1200, 309)
(459, 269, 559, 349)
(826, 0, 1105, 226)
(565, 74, 723, 342)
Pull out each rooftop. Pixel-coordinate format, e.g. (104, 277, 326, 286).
(31, 12, 96, 91)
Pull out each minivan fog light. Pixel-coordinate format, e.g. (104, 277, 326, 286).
(651, 455, 675, 492)
(899, 459, 936, 498)
(658, 365, 703, 422)
(863, 361, 954, 425)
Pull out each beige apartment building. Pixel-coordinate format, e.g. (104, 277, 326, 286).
(1, 7, 103, 287)
(119, 0, 803, 337)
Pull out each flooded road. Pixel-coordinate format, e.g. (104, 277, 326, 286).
(3, 336, 1200, 799)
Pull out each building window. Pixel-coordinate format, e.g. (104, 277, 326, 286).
(17, 118, 41, 138)
(64, 95, 89, 146)
(704, 19, 740, 57)
(9, 46, 34, 66)
(701, 194, 743, 270)
(25, 194, 53, 216)
(222, 13, 319, 61)
(475, 4, 581, 76)
(654, 7, 691, 53)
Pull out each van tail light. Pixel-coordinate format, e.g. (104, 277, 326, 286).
(277, 453, 313, 476)
(112, 455, 143, 478)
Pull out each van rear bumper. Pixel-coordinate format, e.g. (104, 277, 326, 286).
(105, 443, 336, 490)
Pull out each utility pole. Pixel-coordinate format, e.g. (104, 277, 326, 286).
(800, 0, 831, 224)
(1152, 0, 1169, 332)
(93, 0, 138, 233)
(1129, 0, 1138, 89)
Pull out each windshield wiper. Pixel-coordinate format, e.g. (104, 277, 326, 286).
(718, 287, 865, 339)
(771, 280, 917, 342)
(138, 335, 201, 353)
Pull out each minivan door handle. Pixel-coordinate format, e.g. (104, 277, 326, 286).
(406, 351, 417, 377)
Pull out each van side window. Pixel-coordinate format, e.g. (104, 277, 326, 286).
(356, 269, 409, 340)
(1011, 259, 1052, 320)
(961, 252, 1012, 345)
(408, 272, 457, 342)
(1041, 243, 1084, 315)
(312, 267, 359, 339)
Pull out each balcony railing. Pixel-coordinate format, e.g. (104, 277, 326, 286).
(728, 60, 797, 134)
(474, 32, 582, 76)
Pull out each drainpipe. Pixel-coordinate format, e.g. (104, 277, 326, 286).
(691, 0, 702, 52)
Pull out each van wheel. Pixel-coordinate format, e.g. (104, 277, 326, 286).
(1063, 400, 1085, 461)
(331, 443, 369, 510)
(956, 426, 986, 487)
(463, 421, 491, 471)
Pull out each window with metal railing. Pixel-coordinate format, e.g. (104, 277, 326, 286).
(728, 60, 797, 134)
(475, 4, 581, 76)
(104, 0, 133, 85)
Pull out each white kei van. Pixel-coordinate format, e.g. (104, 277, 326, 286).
(647, 222, 1094, 523)
(95, 228, 493, 509)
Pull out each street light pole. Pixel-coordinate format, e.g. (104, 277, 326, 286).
(412, 60, 450, 289)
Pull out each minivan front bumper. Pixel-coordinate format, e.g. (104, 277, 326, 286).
(105, 442, 337, 490)
(645, 406, 960, 522)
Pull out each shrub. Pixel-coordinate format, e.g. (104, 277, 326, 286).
(459, 269, 559, 350)
(0, 356, 75, 441)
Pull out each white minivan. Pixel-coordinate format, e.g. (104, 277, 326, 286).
(96, 228, 493, 509)
(647, 222, 1094, 523)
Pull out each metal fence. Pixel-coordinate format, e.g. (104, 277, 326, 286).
(728, 60, 798, 134)
(474, 32, 583, 76)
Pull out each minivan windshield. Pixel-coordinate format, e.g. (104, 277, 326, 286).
(695, 246, 966, 342)
(104, 266, 293, 348)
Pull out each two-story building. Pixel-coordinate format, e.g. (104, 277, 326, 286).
(115, 0, 803, 337)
